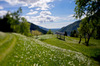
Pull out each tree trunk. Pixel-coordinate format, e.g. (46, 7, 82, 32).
(85, 35, 86, 43)
(86, 34, 90, 46)
(60, 34, 61, 39)
(86, 29, 94, 46)
(64, 35, 65, 41)
(79, 35, 82, 44)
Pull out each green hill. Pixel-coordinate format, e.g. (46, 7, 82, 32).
(59, 20, 81, 35)
(0, 32, 99, 65)
(29, 22, 47, 34)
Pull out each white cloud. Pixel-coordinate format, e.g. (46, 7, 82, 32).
(22, 14, 75, 29)
(36, 8, 41, 10)
(39, 22, 74, 29)
(3, 0, 57, 24)
(23, 10, 59, 24)
(22, 13, 76, 26)
(65, 14, 75, 21)
(28, 0, 54, 10)
(30, 9, 33, 12)
(5, 0, 19, 5)
(22, 3, 28, 6)
(60, 14, 86, 21)
(57, 14, 75, 21)
(22, 13, 76, 28)
(28, 1, 49, 10)
(81, 15, 86, 19)
(0, 6, 3, 9)
(40, 11, 51, 16)
(22, 13, 59, 25)
(0, 10, 7, 17)
(4, 0, 55, 10)
(27, 11, 38, 15)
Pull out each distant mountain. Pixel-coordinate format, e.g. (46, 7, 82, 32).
(39, 26, 60, 33)
(50, 29, 60, 33)
(39, 26, 48, 31)
(29, 22, 47, 34)
(59, 20, 81, 35)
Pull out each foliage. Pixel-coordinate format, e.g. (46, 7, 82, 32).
(78, 11, 100, 46)
(47, 29, 53, 34)
(70, 30, 78, 37)
(64, 31, 67, 36)
(59, 20, 81, 35)
(0, 7, 31, 36)
(0, 12, 13, 32)
(31, 30, 42, 36)
(74, 0, 100, 46)
(74, 0, 100, 19)
(96, 26, 100, 39)
(20, 17, 31, 36)
(10, 7, 22, 32)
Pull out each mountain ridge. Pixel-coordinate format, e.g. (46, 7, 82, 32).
(59, 20, 81, 35)
(29, 22, 47, 34)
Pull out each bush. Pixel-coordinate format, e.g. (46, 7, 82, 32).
(31, 30, 42, 36)
(47, 29, 53, 34)
(70, 30, 78, 37)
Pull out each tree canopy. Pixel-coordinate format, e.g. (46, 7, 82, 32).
(64, 31, 67, 36)
(74, 0, 100, 46)
(47, 29, 53, 34)
(70, 30, 78, 37)
(74, 0, 100, 19)
(0, 7, 31, 36)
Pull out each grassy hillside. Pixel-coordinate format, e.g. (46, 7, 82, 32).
(38, 35, 100, 63)
(29, 22, 47, 34)
(59, 20, 81, 35)
(0, 32, 99, 66)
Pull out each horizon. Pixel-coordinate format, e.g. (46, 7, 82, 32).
(36, 21, 75, 29)
(0, 0, 83, 29)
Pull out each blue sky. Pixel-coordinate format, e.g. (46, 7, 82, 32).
(0, 0, 79, 29)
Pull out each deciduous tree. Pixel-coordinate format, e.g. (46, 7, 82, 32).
(74, 0, 100, 46)
(47, 29, 53, 34)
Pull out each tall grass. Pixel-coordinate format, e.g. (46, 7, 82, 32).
(0, 33, 99, 66)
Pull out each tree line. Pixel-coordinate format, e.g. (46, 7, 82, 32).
(0, 7, 31, 36)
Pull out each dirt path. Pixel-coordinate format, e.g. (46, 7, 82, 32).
(0, 34, 10, 46)
(0, 35, 16, 62)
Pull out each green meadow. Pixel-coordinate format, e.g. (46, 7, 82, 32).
(0, 32, 100, 66)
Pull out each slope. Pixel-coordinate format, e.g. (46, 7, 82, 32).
(29, 22, 47, 34)
(0, 32, 98, 66)
(59, 20, 81, 35)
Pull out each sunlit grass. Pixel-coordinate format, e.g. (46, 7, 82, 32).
(0, 33, 99, 66)
(38, 35, 100, 63)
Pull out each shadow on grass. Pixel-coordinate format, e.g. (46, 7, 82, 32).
(82, 43, 96, 46)
(82, 42, 100, 63)
(57, 38, 65, 41)
(89, 43, 96, 46)
(91, 55, 100, 63)
(39, 38, 46, 41)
